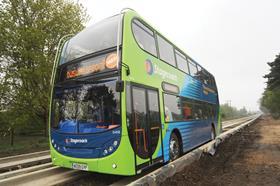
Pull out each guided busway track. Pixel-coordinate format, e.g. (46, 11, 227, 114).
(0, 115, 261, 186)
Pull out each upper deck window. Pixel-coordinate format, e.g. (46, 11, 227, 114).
(175, 50, 189, 74)
(60, 14, 122, 64)
(202, 70, 211, 85)
(210, 75, 217, 89)
(188, 59, 198, 77)
(132, 19, 157, 56)
(157, 35, 176, 67)
(196, 65, 204, 82)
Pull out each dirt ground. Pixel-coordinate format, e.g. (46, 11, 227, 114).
(162, 116, 280, 186)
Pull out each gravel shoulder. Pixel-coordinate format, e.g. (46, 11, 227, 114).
(162, 116, 280, 186)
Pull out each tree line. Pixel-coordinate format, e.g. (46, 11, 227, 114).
(0, 0, 89, 140)
(220, 103, 252, 120)
(260, 54, 280, 118)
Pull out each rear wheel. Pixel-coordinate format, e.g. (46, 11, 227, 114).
(169, 133, 181, 161)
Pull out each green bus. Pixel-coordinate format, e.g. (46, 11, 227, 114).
(49, 9, 221, 176)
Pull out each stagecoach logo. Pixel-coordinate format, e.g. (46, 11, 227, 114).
(112, 130, 120, 134)
(145, 59, 178, 81)
(145, 59, 154, 75)
(65, 138, 88, 144)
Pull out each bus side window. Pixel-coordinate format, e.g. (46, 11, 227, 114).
(163, 94, 182, 122)
(202, 104, 208, 120)
(210, 105, 215, 120)
(207, 104, 212, 120)
(196, 65, 203, 82)
(132, 20, 157, 57)
(194, 104, 202, 120)
(181, 98, 193, 120)
(202, 71, 210, 85)
(164, 106, 172, 122)
(157, 35, 176, 67)
(188, 60, 198, 77)
(175, 50, 189, 74)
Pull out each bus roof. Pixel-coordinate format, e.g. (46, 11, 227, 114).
(123, 9, 215, 78)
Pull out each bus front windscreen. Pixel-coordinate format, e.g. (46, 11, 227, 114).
(60, 14, 122, 64)
(51, 78, 120, 134)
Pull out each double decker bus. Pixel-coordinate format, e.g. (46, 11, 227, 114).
(49, 9, 221, 176)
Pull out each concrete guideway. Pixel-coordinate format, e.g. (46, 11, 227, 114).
(0, 154, 51, 173)
(222, 115, 257, 131)
(123, 114, 261, 186)
(0, 162, 52, 180)
(0, 115, 259, 186)
(0, 166, 89, 186)
(221, 116, 253, 125)
(0, 150, 50, 164)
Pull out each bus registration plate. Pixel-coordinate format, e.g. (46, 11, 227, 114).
(72, 163, 88, 171)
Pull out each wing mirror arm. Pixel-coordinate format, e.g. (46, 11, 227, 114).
(121, 62, 130, 76)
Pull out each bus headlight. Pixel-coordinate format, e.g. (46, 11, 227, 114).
(102, 139, 120, 157)
(108, 146, 113, 152)
(113, 140, 118, 147)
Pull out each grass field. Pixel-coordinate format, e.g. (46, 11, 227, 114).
(0, 135, 49, 158)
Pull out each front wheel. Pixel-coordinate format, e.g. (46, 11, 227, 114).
(169, 133, 181, 161)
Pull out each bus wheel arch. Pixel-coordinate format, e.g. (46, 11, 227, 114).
(169, 129, 183, 161)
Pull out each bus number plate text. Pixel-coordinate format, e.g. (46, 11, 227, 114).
(72, 163, 88, 171)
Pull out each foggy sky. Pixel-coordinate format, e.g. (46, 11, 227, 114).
(80, 0, 280, 111)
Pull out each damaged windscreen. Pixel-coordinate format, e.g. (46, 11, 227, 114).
(60, 14, 123, 64)
(51, 78, 120, 134)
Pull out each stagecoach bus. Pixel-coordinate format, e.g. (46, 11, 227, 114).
(49, 9, 221, 175)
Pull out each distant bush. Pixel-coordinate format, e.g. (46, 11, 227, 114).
(220, 104, 250, 120)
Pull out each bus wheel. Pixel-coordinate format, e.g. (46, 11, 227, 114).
(211, 126, 216, 140)
(169, 133, 181, 161)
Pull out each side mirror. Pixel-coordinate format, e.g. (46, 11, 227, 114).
(116, 80, 124, 92)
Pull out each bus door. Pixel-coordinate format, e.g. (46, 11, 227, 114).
(131, 86, 163, 172)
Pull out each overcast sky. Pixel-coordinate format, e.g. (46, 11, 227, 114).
(80, 0, 280, 111)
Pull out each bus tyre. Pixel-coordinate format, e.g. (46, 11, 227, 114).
(169, 133, 181, 161)
(211, 126, 216, 140)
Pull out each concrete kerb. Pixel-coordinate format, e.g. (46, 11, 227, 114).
(130, 148, 203, 186)
(128, 115, 261, 186)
